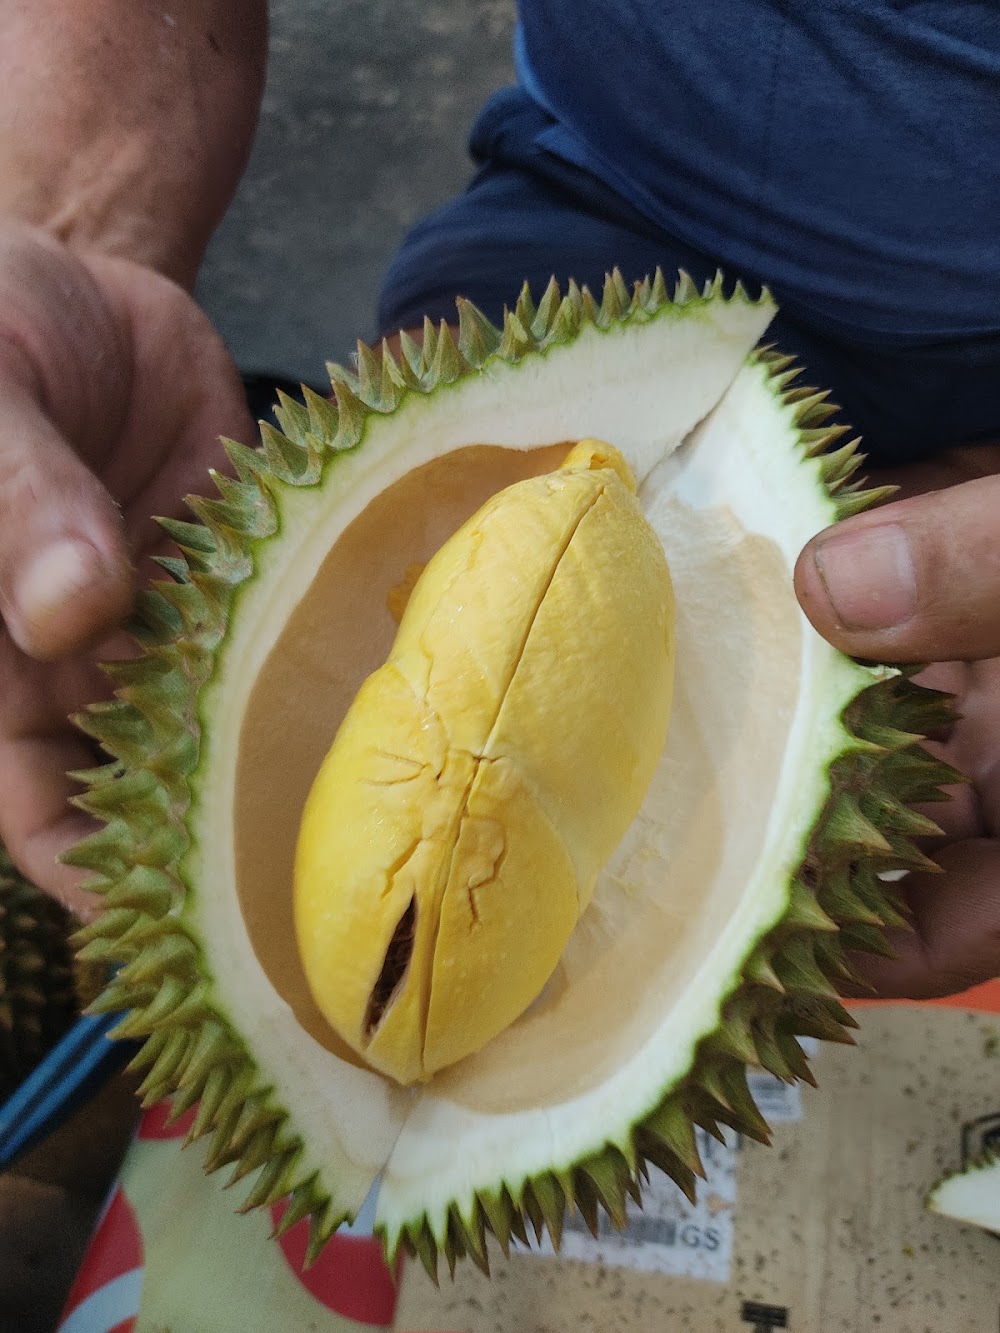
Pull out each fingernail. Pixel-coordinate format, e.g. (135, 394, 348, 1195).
(13, 539, 105, 640)
(813, 524, 917, 631)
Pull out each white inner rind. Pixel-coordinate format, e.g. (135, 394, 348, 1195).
(182, 296, 868, 1228)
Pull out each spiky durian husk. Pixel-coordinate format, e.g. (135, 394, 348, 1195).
(0, 845, 93, 1100)
(927, 1150, 1000, 1236)
(64, 270, 960, 1272)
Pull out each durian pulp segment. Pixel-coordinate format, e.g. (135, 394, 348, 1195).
(293, 441, 674, 1086)
(183, 292, 777, 1222)
(928, 1156, 1000, 1235)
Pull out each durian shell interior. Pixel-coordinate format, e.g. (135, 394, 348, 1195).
(234, 438, 799, 1109)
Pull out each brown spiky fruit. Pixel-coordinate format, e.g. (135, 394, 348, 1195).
(0, 846, 99, 1100)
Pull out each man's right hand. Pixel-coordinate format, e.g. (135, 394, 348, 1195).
(0, 220, 254, 916)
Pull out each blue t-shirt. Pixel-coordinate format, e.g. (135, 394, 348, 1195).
(514, 1, 1000, 343)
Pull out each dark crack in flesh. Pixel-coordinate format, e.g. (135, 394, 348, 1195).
(364, 895, 417, 1038)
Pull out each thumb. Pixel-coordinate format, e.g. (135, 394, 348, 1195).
(0, 392, 134, 658)
(0, 226, 136, 658)
(795, 473, 1000, 662)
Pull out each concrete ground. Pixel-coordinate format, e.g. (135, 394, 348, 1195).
(197, 0, 516, 383)
(0, 3, 514, 1329)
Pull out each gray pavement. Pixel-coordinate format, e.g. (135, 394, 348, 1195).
(196, 0, 515, 384)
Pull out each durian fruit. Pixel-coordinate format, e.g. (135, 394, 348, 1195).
(294, 439, 675, 1085)
(0, 844, 85, 1099)
(67, 271, 958, 1276)
(928, 1154, 1000, 1236)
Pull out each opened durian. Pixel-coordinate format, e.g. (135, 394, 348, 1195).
(68, 271, 957, 1274)
(928, 1154, 1000, 1236)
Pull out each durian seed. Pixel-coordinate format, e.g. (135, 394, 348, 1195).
(363, 896, 416, 1039)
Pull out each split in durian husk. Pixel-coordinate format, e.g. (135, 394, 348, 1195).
(928, 1153, 1000, 1236)
(66, 270, 959, 1275)
(0, 844, 96, 1100)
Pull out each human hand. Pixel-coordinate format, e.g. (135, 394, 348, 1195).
(0, 221, 253, 917)
(795, 442, 1000, 998)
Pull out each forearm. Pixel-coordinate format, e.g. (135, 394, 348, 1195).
(0, 0, 267, 287)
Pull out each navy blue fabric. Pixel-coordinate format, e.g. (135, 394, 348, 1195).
(512, 4, 1000, 342)
(377, 4, 1000, 467)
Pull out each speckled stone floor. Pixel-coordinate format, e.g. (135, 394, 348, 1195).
(0, 4, 513, 1328)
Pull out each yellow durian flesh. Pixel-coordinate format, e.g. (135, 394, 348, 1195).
(293, 440, 675, 1085)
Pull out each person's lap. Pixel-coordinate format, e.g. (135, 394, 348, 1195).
(378, 156, 1000, 473)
